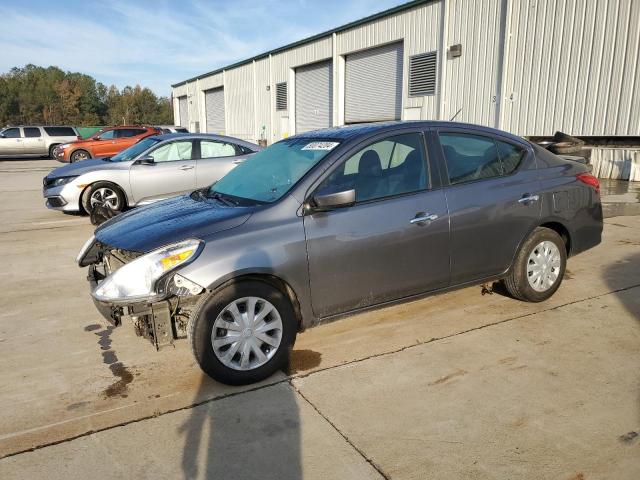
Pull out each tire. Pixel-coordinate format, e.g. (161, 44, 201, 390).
(550, 143, 582, 155)
(70, 149, 90, 163)
(81, 182, 126, 214)
(502, 227, 567, 302)
(188, 281, 297, 385)
(48, 144, 59, 159)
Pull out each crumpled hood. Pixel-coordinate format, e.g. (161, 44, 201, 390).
(47, 158, 115, 178)
(95, 194, 252, 252)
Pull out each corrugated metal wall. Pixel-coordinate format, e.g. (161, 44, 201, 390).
(172, 0, 640, 144)
(441, 0, 504, 126)
(590, 147, 640, 181)
(500, 0, 640, 136)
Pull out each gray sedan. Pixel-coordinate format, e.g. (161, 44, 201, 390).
(42, 133, 260, 213)
(77, 121, 603, 385)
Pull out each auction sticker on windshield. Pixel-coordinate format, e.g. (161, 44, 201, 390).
(301, 141, 339, 151)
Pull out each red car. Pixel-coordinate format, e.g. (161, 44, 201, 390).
(54, 126, 160, 163)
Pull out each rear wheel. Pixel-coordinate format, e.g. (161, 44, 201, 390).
(502, 227, 567, 302)
(70, 149, 90, 163)
(188, 281, 297, 385)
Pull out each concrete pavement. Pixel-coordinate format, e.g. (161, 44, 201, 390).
(0, 159, 638, 479)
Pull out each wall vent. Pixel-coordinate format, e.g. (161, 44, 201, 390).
(275, 82, 288, 110)
(409, 51, 437, 97)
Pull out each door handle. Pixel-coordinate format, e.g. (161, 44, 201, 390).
(232, 159, 245, 164)
(179, 165, 195, 171)
(518, 194, 540, 204)
(410, 213, 438, 225)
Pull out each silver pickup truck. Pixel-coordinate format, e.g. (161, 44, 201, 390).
(0, 125, 79, 158)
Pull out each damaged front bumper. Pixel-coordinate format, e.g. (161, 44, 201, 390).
(83, 241, 204, 350)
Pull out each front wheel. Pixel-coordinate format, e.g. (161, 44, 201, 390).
(70, 149, 90, 163)
(188, 281, 297, 385)
(81, 182, 126, 214)
(502, 227, 567, 302)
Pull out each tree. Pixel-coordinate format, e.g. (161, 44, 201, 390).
(0, 64, 173, 127)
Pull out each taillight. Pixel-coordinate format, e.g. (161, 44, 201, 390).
(576, 172, 600, 194)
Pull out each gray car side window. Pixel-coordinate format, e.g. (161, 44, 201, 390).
(318, 133, 429, 203)
(149, 140, 193, 163)
(496, 140, 526, 175)
(439, 133, 503, 185)
(200, 140, 236, 159)
(2, 128, 21, 138)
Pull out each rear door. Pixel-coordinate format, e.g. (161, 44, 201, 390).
(435, 128, 541, 284)
(129, 139, 196, 204)
(0, 128, 24, 155)
(194, 139, 247, 188)
(22, 127, 45, 154)
(111, 128, 147, 155)
(304, 131, 450, 318)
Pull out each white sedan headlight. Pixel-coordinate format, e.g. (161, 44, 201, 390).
(92, 239, 203, 303)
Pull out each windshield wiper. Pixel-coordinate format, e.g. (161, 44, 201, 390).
(208, 191, 238, 207)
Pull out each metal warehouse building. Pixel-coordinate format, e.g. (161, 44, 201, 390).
(171, 0, 640, 178)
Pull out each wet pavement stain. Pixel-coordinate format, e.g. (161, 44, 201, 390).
(287, 349, 322, 374)
(104, 363, 134, 398)
(619, 430, 639, 443)
(66, 401, 90, 411)
(429, 369, 467, 386)
(84, 324, 101, 332)
(93, 325, 135, 398)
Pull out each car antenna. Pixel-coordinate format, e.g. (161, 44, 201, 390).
(449, 108, 463, 122)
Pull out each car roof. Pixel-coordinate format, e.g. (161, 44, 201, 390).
(7, 125, 76, 128)
(149, 132, 260, 148)
(290, 120, 526, 144)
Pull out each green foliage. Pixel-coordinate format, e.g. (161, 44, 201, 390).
(0, 64, 173, 127)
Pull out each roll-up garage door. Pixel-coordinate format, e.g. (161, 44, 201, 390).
(205, 88, 225, 134)
(295, 60, 333, 133)
(178, 96, 188, 128)
(345, 42, 404, 123)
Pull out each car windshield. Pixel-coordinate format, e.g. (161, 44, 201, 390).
(111, 137, 161, 162)
(209, 138, 340, 204)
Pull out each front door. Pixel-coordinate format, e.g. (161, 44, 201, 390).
(437, 129, 541, 283)
(0, 128, 24, 155)
(129, 139, 196, 204)
(304, 132, 450, 318)
(91, 129, 118, 157)
(195, 139, 247, 188)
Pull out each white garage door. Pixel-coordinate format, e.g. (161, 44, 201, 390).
(205, 88, 225, 134)
(296, 60, 333, 133)
(345, 42, 404, 123)
(178, 96, 188, 128)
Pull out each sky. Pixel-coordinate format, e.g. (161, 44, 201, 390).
(0, 0, 408, 97)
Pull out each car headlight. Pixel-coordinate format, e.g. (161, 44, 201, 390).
(50, 176, 78, 187)
(92, 239, 203, 302)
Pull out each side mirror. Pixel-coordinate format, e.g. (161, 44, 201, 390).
(311, 188, 355, 212)
(136, 156, 155, 165)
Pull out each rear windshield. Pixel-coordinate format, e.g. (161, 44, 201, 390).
(44, 127, 76, 137)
